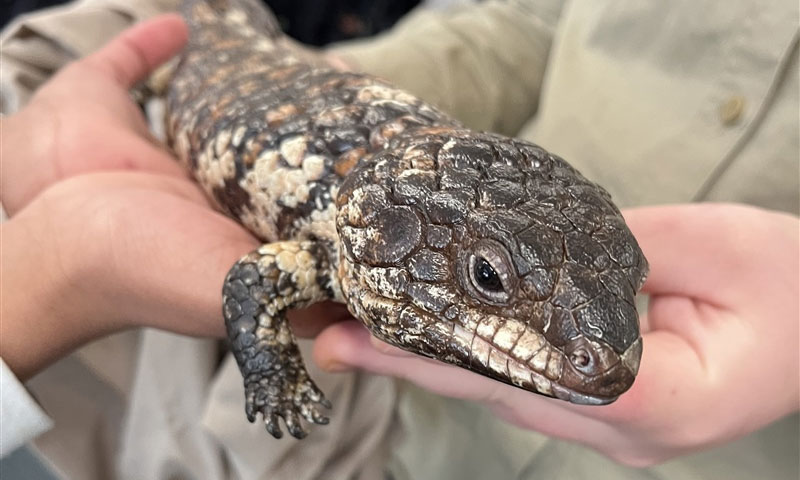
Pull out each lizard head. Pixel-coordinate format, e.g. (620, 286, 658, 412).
(336, 129, 648, 405)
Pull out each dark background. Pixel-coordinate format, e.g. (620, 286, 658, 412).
(0, 0, 421, 45)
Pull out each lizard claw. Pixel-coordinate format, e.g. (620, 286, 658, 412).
(245, 372, 330, 439)
(265, 413, 283, 439)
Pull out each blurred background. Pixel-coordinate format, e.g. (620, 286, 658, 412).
(1, 0, 474, 44)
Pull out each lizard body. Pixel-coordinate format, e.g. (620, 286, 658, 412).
(167, 0, 648, 439)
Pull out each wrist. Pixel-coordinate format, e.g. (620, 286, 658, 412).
(0, 212, 117, 380)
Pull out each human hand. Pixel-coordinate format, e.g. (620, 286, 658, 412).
(0, 14, 188, 215)
(0, 18, 350, 380)
(0, 171, 351, 380)
(313, 203, 800, 466)
(0, 12, 350, 214)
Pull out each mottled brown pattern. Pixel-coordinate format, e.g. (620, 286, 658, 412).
(167, 0, 648, 439)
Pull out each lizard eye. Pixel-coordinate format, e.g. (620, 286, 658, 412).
(464, 240, 516, 304)
(473, 257, 503, 292)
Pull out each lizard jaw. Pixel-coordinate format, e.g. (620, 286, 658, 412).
(455, 323, 639, 404)
(551, 385, 618, 405)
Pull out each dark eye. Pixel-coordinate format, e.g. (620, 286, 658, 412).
(473, 257, 503, 292)
(462, 241, 516, 304)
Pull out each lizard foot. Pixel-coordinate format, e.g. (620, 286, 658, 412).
(243, 359, 331, 439)
(225, 241, 335, 439)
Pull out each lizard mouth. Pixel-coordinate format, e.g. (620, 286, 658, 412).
(551, 384, 618, 405)
(454, 323, 639, 404)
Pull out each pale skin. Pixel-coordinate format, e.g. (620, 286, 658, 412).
(1, 15, 797, 467)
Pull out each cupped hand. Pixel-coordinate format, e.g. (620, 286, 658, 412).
(1, 171, 350, 380)
(0, 16, 351, 380)
(0, 14, 188, 215)
(313, 203, 800, 466)
(0, 12, 351, 219)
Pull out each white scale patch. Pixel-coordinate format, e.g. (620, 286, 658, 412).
(441, 138, 458, 152)
(181, 126, 234, 204)
(292, 200, 339, 244)
(253, 39, 275, 52)
(231, 132, 341, 243)
(302, 155, 326, 180)
(463, 326, 554, 394)
(175, 111, 339, 245)
(215, 129, 232, 156)
(355, 85, 418, 105)
(363, 267, 407, 300)
(231, 125, 248, 148)
(280, 135, 308, 167)
(224, 8, 257, 38)
(238, 155, 281, 240)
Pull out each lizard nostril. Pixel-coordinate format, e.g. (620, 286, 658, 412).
(570, 349, 592, 369)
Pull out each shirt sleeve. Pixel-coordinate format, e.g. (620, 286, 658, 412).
(329, 0, 565, 136)
(0, 358, 53, 457)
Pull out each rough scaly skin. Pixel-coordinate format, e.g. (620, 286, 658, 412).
(167, 0, 649, 439)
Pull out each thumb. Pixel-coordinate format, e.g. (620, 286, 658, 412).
(622, 204, 759, 305)
(83, 14, 188, 88)
(623, 203, 799, 312)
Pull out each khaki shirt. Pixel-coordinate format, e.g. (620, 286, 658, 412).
(1, 0, 798, 479)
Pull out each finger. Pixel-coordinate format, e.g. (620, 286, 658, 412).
(312, 320, 694, 449)
(83, 14, 188, 88)
(313, 319, 705, 428)
(288, 302, 353, 338)
(45, 170, 210, 207)
(0, 128, 187, 216)
(311, 321, 632, 441)
(98, 132, 189, 179)
(563, 328, 706, 424)
(622, 204, 778, 305)
(368, 336, 417, 356)
(57, 124, 184, 177)
(313, 321, 505, 400)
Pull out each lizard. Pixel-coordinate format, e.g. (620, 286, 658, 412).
(165, 0, 649, 440)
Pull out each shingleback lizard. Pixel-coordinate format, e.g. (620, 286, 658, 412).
(166, 0, 649, 439)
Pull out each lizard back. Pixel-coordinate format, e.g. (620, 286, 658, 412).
(167, 0, 453, 248)
(167, 0, 649, 439)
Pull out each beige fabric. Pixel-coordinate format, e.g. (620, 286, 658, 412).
(521, 0, 799, 212)
(25, 332, 394, 480)
(0, 0, 179, 112)
(331, 0, 564, 136)
(1, 0, 798, 479)
(333, 0, 799, 214)
(0, 358, 54, 457)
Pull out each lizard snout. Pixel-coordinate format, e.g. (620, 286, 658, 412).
(553, 335, 642, 404)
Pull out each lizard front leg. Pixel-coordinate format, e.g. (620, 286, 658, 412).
(223, 240, 334, 439)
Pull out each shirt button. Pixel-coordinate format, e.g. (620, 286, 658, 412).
(719, 95, 746, 126)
